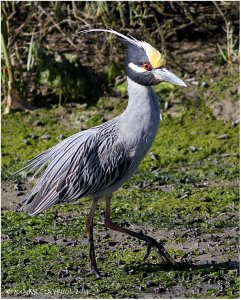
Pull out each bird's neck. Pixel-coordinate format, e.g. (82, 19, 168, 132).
(119, 76, 160, 134)
(124, 76, 160, 115)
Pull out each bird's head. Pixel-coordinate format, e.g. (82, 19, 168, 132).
(81, 29, 186, 87)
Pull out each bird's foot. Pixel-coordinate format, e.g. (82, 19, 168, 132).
(87, 267, 102, 278)
(144, 243, 152, 261)
(143, 236, 178, 268)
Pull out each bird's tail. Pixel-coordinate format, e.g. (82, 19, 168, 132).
(12, 131, 87, 215)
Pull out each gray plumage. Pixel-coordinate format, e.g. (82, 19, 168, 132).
(14, 28, 186, 216)
(14, 29, 187, 275)
(17, 78, 160, 215)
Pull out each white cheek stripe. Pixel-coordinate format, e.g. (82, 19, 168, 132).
(128, 62, 146, 73)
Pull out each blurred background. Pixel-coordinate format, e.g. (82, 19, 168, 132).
(1, 1, 239, 109)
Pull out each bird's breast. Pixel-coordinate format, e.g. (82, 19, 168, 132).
(119, 95, 160, 159)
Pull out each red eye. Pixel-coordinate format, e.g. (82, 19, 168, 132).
(143, 63, 151, 71)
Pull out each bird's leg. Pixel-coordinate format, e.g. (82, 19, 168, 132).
(104, 196, 177, 267)
(86, 198, 101, 278)
(143, 243, 152, 260)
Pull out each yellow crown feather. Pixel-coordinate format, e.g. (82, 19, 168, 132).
(142, 42, 165, 68)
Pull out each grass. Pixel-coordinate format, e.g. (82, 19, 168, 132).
(1, 70, 239, 298)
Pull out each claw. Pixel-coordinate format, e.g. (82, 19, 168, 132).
(144, 243, 152, 261)
(93, 268, 102, 278)
(142, 235, 177, 268)
(155, 241, 178, 267)
(86, 268, 102, 278)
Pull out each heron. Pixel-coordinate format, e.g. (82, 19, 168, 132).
(14, 29, 186, 277)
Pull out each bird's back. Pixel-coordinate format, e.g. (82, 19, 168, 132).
(19, 118, 133, 215)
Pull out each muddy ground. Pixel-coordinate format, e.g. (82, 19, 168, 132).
(1, 178, 239, 298)
(2, 37, 240, 298)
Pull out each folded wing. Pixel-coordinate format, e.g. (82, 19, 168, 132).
(16, 119, 132, 215)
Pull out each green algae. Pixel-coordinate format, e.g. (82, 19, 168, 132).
(1, 71, 239, 298)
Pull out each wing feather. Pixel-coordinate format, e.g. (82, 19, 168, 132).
(18, 119, 133, 215)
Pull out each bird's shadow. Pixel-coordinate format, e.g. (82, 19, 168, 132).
(123, 260, 240, 274)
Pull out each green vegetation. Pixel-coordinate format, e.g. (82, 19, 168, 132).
(1, 1, 239, 112)
(2, 69, 239, 298)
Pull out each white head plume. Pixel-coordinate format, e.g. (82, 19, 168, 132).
(80, 29, 166, 68)
(80, 28, 144, 48)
